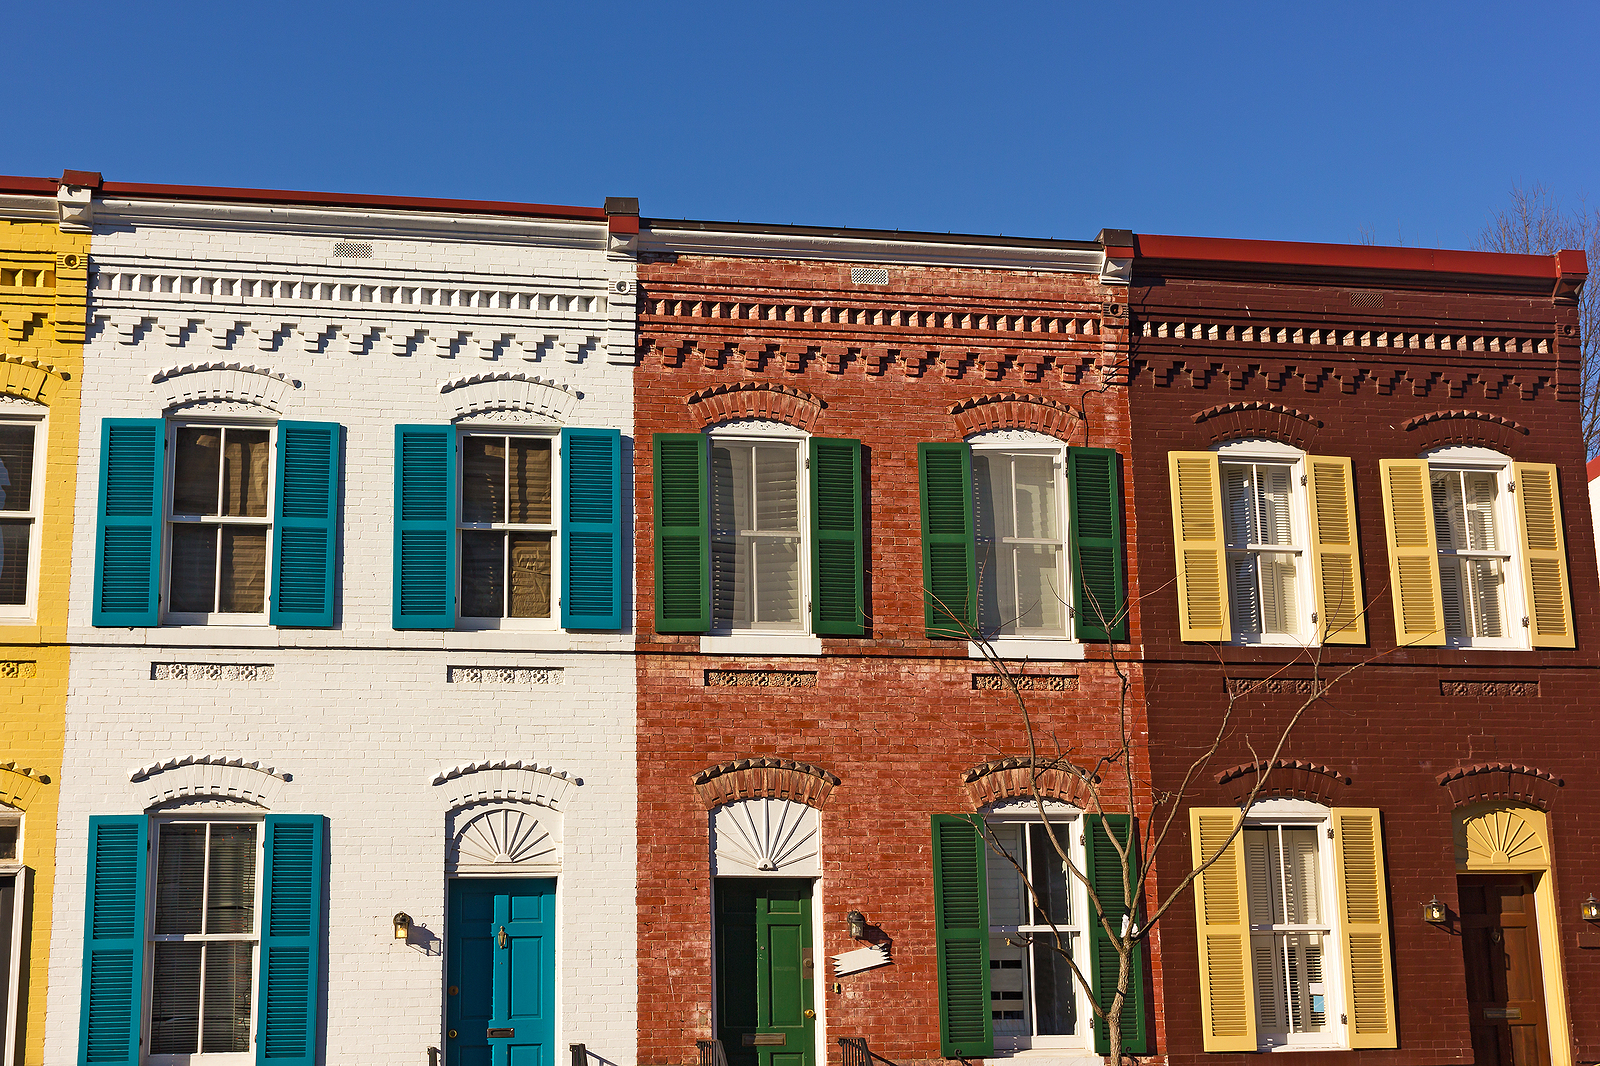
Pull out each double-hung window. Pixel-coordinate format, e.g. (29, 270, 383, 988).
(459, 433, 555, 624)
(0, 417, 43, 619)
(710, 434, 806, 632)
(1218, 444, 1309, 643)
(167, 425, 273, 622)
(973, 446, 1069, 638)
(1, 809, 21, 1066)
(1244, 822, 1333, 1048)
(1429, 459, 1516, 646)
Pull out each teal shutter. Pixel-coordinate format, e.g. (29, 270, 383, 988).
(561, 427, 623, 630)
(93, 419, 164, 627)
(257, 815, 326, 1066)
(1085, 813, 1149, 1054)
(931, 813, 993, 1058)
(652, 433, 709, 633)
(78, 816, 148, 1065)
(918, 443, 975, 639)
(1067, 447, 1128, 642)
(393, 425, 456, 629)
(810, 437, 864, 636)
(271, 422, 341, 628)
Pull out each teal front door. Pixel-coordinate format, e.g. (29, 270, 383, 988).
(446, 878, 555, 1066)
(715, 880, 815, 1066)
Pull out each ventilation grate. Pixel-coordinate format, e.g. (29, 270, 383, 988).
(1349, 289, 1384, 308)
(332, 241, 373, 259)
(850, 267, 889, 285)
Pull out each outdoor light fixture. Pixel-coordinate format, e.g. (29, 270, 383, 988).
(1421, 896, 1448, 924)
(1583, 895, 1600, 922)
(393, 912, 412, 940)
(846, 910, 868, 939)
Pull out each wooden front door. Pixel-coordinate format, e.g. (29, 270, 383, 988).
(715, 880, 815, 1066)
(446, 878, 556, 1066)
(1459, 874, 1551, 1066)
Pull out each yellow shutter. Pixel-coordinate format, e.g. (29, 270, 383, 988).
(1190, 808, 1255, 1052)
(1168, 452, 1231, 642)
(1306, 456, 1366, 645)
(1332, 809, 1397, 1048)
(1513, 463, 1575, 648)
(1378, 459, 1445, 646)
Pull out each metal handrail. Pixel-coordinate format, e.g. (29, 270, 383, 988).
(571, 1044, 588, 1066)
(696, 1038, 730, 1066)
(838, 1037, 873, 1066)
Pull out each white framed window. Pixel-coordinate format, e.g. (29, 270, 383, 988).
(147, 817, 263, 1064)
(1426, 447, 1524, 648)
(1217, 439, 1312, 644)
(972, 433, 1071, 639)
(0, 413, 45, 621)
(0, 808, 22, 1066)
(983, 804, 1091, 1052)
(165, 422, 274, 624)
(458, 430, 557, 628)
(709, 424, 808, 633)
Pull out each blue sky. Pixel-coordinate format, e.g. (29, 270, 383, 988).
(6, 1, 1597, 249)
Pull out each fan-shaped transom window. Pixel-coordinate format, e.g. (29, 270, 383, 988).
(710, 797, 819, 877)
(448, 804, 561, 874)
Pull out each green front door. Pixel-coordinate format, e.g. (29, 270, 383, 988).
(715, 880, 815, 1066)
(446, 878, 555, 1066)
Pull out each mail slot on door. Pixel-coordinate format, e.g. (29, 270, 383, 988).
(488, 1029, 515, 1038)
(1483, 1008, 1522, 1020)
(743, 1034, 786, 1046)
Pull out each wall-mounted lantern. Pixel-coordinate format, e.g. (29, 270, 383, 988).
(1421, 896, 1448, 924)
(1582, 895, 1600, 922)
(394, 912, 413, 940)
(846, 910, 868, 940)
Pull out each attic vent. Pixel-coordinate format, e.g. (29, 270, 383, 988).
(850, 267, 889, 285)
(1349, 289, 1384, 308)
(333, 241, 373, 259)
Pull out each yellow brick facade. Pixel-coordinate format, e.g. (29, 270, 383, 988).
(0, 217, 86, 1065)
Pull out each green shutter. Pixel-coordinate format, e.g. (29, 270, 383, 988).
(93, 418, 164, 627)
(1085, 813, 1149, 1054)
(652, 433, 709, 633)
(918, 442, 975, 639)
(931, 813, 992, 1058)
(257, 815, 326, 1066)
(562, 427, 624, 630)
(78, 816, 148, 1065)
(271, 422, 341, 628)
(392, 425, 456, 629)
(810, 437, 864, 636)
(1067, 447, 1128, 642)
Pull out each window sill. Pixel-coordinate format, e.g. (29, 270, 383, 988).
(700, 633, 823, 657)
(968, 639, 1085, 661)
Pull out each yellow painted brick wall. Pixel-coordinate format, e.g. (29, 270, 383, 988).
(0, 218, 86, 1065)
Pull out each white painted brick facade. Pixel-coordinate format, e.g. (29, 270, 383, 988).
(45, 198, 638, 1064)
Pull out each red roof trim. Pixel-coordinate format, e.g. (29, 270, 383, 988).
(97, 180, 605, 221)
(0, 175, 61, 196)
(1586, 456, 1600, 483)
(1135, 233, 1582, 280)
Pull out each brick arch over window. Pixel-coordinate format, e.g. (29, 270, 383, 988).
(691, 757, 840, 810)
(152, 361, 298, 413)
(1215, 759, 1351, 806)
(0, 763, 48, 811)
(961, 755, 1097, 810)
(1437, 763, 1564, 811)
(129, 754, 287, 809)
(948, 393, 1078, 439)
(688, 381, 825, 431)
(0, 353, 69, 404)
(1192, 401, 1323, 449)
(1405, 410, 1530, 453)
(432, 759, 579, 811)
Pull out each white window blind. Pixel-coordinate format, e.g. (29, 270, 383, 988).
(974, 451, 1066, 637)
(1430, 468, 1507, 642)
(710, 440, 802, 630)
(168, 426, 271, 617)
(1245, 826, 1329, 1043)
(460, 434, 553, 620)
(1221, 461, 1302, 638)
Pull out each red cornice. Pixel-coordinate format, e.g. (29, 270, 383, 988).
(0, 175, 60, 195)
(1134, 232, 1584, 281)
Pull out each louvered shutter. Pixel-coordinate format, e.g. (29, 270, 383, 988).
(809, 437, 864, 636)
(1189, 808, 1256, 1052)
(918, 443, 975, 639)
(1378, 459, 1445, 646)
(931, 813, 992, 1057)
(392, 425, 456, 629)
(1513, 463, 1575, 648)
(561, 427, 623, 629)
(1167, 452, 1231, 641)
(1306, 456, 1366, 644)
(1068, 447, 1127, 642)
(1332, 809, 1396, 1048)
(257, 815, 326, 1066)
(653, 433, 709, 633)
(271, 422, 340, 628)
(1085, 813, 1148, 1054)
(78, 816, 148, 1065)
(93, 419, 165, 627)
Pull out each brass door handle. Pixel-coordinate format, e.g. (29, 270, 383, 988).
(803, 1009, 815, 1018)
(447, 1030, 458, 1039)
(498, 925, 509, 949)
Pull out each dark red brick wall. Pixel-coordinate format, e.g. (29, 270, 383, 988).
(1128, 266, 1600, 1065)
(634, 252, 1153, 1065)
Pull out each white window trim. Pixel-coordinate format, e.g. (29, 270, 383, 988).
(1213, 439, 1316, 647)
(706, 422, 812, 638)
(0, 809, 22, 1066)
(144, 814, 266, 1066)
(1242, 800, 1350, 1052)
(983, 802, 1094, 1053)
(0, 411, 46, 625)
(455, 425, 562, 632)
(1424, 445, 1529, 650)
(969, 431, 1077, 646)
(162, 418, 277, 628)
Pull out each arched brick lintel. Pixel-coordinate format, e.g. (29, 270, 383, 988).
(962, 756, 1097, 811)
(0, 354, 67, 404)
(688, 381, 825, 431)
(0, 765, 47, 811)
(1438, 763, 1564, 811)
(1216, 759, 1351, 806)
(949, 393, 1078, 440)
(691, 757, 840, 810)
(1407, 410, 1530, 454)
(1193, 401, 1323, 449)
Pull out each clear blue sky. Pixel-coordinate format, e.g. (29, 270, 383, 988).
(6, 1, 1597, 249)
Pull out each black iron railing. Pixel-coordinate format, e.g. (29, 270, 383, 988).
(696, 1039, 730, 1066)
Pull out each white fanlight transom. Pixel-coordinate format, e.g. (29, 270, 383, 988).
(449, 804, 561, 874)
(711, 797, 820, 877)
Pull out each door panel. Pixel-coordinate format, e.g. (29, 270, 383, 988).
(716, 880, 814, 1066)
(448, 878, 555, 1066)
(1459, 874, 1550, 1066)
